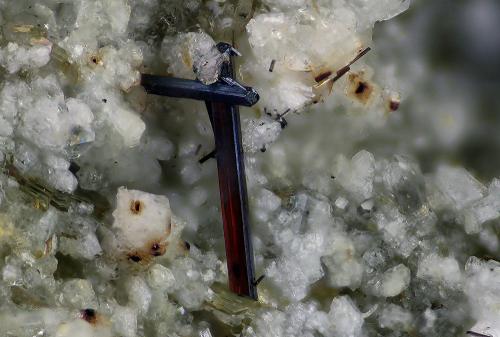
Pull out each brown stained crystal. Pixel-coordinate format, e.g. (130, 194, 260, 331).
(44, 236, 54, 256)
(129, 200, 144, 215)
(389, 99, 400, 111)
(314, 70, 333, 83)
(355, 81, 368, 94)
(149, 240, 167, 256)
(80, 309, 98, 325)
(89, 53, 103, 66)
(348, 73, 374, 104)
(126, 250, 153, 264)
(312, 48, 372, 103)
(127, 252, 144, 263)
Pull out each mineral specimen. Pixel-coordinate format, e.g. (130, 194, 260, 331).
(0, 0, 498, 337)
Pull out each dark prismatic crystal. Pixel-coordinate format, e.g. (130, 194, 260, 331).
(141, 42, 259, 299)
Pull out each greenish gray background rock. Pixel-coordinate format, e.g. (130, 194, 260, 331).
(0, 0, 499, 336)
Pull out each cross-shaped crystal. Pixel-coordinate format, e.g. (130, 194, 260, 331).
(141, 42, 259, 299)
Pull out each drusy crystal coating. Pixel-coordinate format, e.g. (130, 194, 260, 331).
(0, 1, 498, 337)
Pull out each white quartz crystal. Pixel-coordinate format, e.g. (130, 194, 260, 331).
(242, 117, 282, 153)
(147, 263, 176, 291)
(266, 226, 326, 301)
(59, 231, 102, 260)
(0, 309, 69, 337)
(161, 31, 226, 85)
(251, 187, 282, 222)
(66, 98, 95, 146)
(431, 165, 486, 210)
(0, 42, 52, 74)
(378, 304, 413, 331)
(323, 233, 364, 290)
(112, 187, 172, 253)
(111, 306, 138, 337)
(465, 257, 500, 328)
(168, 256, 215, 309)
(367, 264, 411, 297)
(374, 206, 418, 258)
(125, 276, 152, 315)
(417, 253, 462, 288)
(330, 296, 364, 337)
(60, 279, 97, 309)
(335, 150, 376, 201)
(244, 302, 333, 337)
(461, 178, 500, 233)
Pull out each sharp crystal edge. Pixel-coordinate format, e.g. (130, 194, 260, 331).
(140, 74, 259, 107)
(140, 42, 258, 300)
(205, 42, 258, 300)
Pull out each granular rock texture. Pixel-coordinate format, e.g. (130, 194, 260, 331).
(0, 0, 498, 337)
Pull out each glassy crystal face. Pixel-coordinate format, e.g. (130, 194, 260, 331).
(0, 0, 498, 337)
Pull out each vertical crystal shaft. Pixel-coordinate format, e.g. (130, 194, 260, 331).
(207, 100, 257, 299)
(140, 41, 259, 299)
(206, 44, 257, 299)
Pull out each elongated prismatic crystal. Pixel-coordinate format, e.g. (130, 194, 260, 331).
(141, 42, 259, 299)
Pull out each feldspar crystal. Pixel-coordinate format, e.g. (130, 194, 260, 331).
(378, 304, 413, 331)
(366, 264, 411, 297)
(161, 31, 229, 85)
(330, 296, 364, 337)
(112, 187, 173, 252)
(0, 42, 52, 74)
(417, 253, 463, 289)
(461, 178, 500, 233)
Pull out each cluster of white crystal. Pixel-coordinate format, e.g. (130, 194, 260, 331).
(378, 304, 413, 331)
(0, 42, 52, 74)
(366, 264, 411, 297)
(334, 150, 376, 201)
(242, 0, 409, 116)
(161, 31, 226, 85)
(0, 0, 497, 337)
(464, 257, 500, 335)
(417, 253, 463, 288)
(244, 296, 364, 337)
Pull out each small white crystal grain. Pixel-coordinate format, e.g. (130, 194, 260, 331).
(111, 306, 137, 337)
(379, 304, 413, 330)
(147, 264, 176, 291)
(433, 165, 485, 210)
(462, 178, 500, 233)
(125, 276, 152, 315)
(335, 150, 376, 201)
(465, 257, 500, 324)
(369, 264, 411, 297)
(61, 279, 97, 309)
(417, 253, 462, 288)
(330, 296, 364, 337)
(335, 197, 349, 210)
(0, 42, 52, 74)
(112, 187, 172, 251)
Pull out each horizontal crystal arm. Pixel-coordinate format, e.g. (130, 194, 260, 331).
(141, 74, 259, 107)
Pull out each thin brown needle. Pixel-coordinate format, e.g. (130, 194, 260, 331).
(315, 47, 372, 87)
